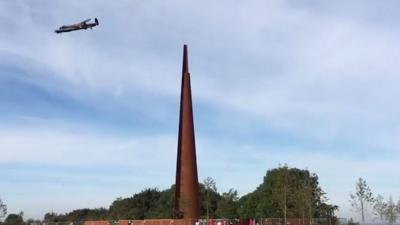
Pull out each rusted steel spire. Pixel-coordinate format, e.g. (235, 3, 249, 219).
(182, 45, 189, 75)
(174, 45, 200, 219)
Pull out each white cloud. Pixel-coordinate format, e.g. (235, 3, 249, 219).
(0, 126, 176, 168)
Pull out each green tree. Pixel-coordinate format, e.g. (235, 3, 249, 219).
(25, 219, 41, 225)
(44, 212, 65, 222)
(384, 196, 398, 225)
(238, 166, 336, 219)
(238, 194, 259, 218)
(272, 165, 289, 224)
(41, 166, 337, 221)
(4, 212, 24, 225)
(373, 195, 387, 223)
(349, 178, 374, 224)
(64, 208, 108, 221)
(296, 174, 311, 224)
(203, 177, 217, 220)
(215, 189, 239, 219)
(44, 183, 223, 221)
(0, 198, 6, 221)
(145, 187, 175, 218)
(109, 188, 164, 220)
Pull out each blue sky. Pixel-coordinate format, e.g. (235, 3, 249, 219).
(1, 0, 400, 221)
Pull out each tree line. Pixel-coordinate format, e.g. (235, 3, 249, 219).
(0, 166, 338, 225)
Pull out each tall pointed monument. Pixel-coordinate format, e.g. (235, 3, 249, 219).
(174, 45, 200, 219)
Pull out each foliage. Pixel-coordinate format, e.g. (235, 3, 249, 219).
(109, 188, 170, 220)
(44, 208, 108, 222)
(215, 189, 239, 219)
(237, 166, 337, 220)
(4, 212, 24, 225)
(373, 195, 387, 223)
(42, 166, 337, 221)
(0, 198, 6, 221)
(203, 177, 218, 220)
(25, 219, 41, 225)
(384, 196, 398, 225)
(44, 212, 63, 222)
(349, 178, 374, 223)
(198, 182, 221, 219)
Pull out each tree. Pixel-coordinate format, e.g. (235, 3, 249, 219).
(4, 212, 24, 225)
(0, 198, 6, 221)
(237, 166, 337, 220)
(64, 208, 108, 221)
(384, 196, 398, 225)
(25, 219, 41, 225)
(272, 165, 289, 225)
(350, 177, 374, 224)
(203, 177, 217, 220)
(292, 169, 316, 224)
(215, 188, 239, 219)
(44, 183, 223, 221)
(109, 188, 162, 220)
(237, 193, 259, 219)
(40, 166, 337, 222)
(373, 195, 387, 223)
(44, 212, 65, 222)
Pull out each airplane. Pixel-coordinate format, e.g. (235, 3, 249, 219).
(55, 18, 99, 33)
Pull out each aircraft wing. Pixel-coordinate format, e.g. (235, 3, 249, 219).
(55, 26, 79, 33)
(81, 18, 91, 24)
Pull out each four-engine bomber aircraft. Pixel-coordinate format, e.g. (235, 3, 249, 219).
(55, 18, 99, 33)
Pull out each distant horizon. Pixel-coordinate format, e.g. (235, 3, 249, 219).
(1, 0, 399, 221)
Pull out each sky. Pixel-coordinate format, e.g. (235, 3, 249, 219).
(1, 0, 400, 221)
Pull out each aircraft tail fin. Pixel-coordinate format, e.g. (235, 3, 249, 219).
(95, 18, 99, 25)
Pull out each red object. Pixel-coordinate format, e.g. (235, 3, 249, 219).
(174, 45, 200, 219)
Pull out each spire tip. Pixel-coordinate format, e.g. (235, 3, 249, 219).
(182, 45, 189, 74)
